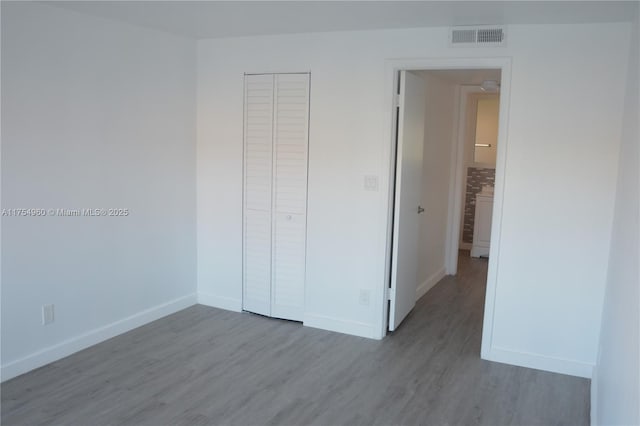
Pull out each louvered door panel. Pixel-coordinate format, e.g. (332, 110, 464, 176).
(244, 75, 274, 211)
(243, 210, 272, 315)
(243, 74, 274, 316)
(273, 74, 310, 215)
(272, 213, 306, 320)
(271, 73, 309, 320)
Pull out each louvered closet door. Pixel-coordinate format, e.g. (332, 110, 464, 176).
(271, 73, 310, 321)
(243, 74, 274, 317)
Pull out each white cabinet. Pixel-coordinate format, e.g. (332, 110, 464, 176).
(471, 191, 494, 258)
(243, 73, 310, 322)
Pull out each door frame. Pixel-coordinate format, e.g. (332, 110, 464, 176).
(379, 57, 512, 361)
(451, 87, 500, 267)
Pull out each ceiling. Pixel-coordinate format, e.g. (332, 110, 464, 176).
(46, 1, 638, 40)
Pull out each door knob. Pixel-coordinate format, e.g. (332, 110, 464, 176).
(417, 206, 425, 214)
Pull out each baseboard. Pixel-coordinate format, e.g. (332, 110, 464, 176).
(1, 293, 197, 382)
(197, 292, 242, 312)
(459, 242, 472, 250)
(304, 313, 378, 340)
(484, 345, 594, 379)
(416, 267, 447, 300)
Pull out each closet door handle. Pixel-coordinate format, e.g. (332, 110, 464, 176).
(417, 206, 425, 214)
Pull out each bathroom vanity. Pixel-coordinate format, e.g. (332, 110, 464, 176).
(471, 187, 494, 258)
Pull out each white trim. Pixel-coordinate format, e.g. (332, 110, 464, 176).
(377, 66, 401, 340)
(459, 242, 473, 250)
(416, 267, 447, 300)
(1, 293, 197, 382)
(304, 313, 378, 340)
(197, 292, 242, 312)
(379, 57, 513, 364)
(451, 86, 496, 272)
(479, 58, 512, 362)
(445, 84, 462, 275)
(485, 346, 594, 379)
(244, 70, 311, 76)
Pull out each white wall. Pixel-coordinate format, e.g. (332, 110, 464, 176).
(197, 22, 631, 377)
(474, 96, 499, 165)
(593, 10, 639, 425)
(1, 3, 197, 380)
(417, 73, 455, 298)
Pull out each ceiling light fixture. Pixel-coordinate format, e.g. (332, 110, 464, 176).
(480, 80, 500, 92)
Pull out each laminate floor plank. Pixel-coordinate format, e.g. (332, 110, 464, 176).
(1, 253, 589, 425)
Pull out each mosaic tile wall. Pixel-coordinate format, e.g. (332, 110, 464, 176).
(462, 167, 495, 243)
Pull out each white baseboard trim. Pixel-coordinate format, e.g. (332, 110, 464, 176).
(304, 313, 378, 340)
(484, 345, 594, 379)
(416, 267, 447, 300)
(197, 292, 242, 312)
(459, 242, 472, 250)
(1, 293, 197, 382)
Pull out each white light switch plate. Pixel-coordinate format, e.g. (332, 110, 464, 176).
(42, 304, 55, 325)
(364, 175, 379, 191)
(359, 289, 370, 306)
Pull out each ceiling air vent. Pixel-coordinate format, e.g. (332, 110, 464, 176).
(449, 25, 506, 47)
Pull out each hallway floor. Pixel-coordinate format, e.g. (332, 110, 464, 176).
(2, 252, 589, 425)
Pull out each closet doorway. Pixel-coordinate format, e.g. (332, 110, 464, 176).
(242, 73, 311, 322)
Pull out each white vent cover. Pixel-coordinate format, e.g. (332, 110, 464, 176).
(450, 25, 506, 47)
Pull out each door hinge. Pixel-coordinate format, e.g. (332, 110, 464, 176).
(386, 287, 395, 301)
(393, 93, 400, 108)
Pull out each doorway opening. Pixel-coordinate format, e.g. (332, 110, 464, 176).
(381, 59, 511, 361)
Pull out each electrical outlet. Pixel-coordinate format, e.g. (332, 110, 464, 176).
(364, 175, 379, 192)
(359, 289, 370, 306)
(42, 304, 55, 325)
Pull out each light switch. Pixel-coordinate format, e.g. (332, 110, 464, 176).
(364, 175, 379, 191)
(42, 304, 55, 325)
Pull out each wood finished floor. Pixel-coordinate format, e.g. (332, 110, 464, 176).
(2, 254, 589, 426)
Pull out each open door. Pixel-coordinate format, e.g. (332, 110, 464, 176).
(389, 70, 426, 331)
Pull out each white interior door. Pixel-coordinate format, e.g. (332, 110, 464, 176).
(243, 74, 275, 317)
(271, 73, 310, 321)
(389, 70, 426, 331)
(243, 73, 309, 322)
